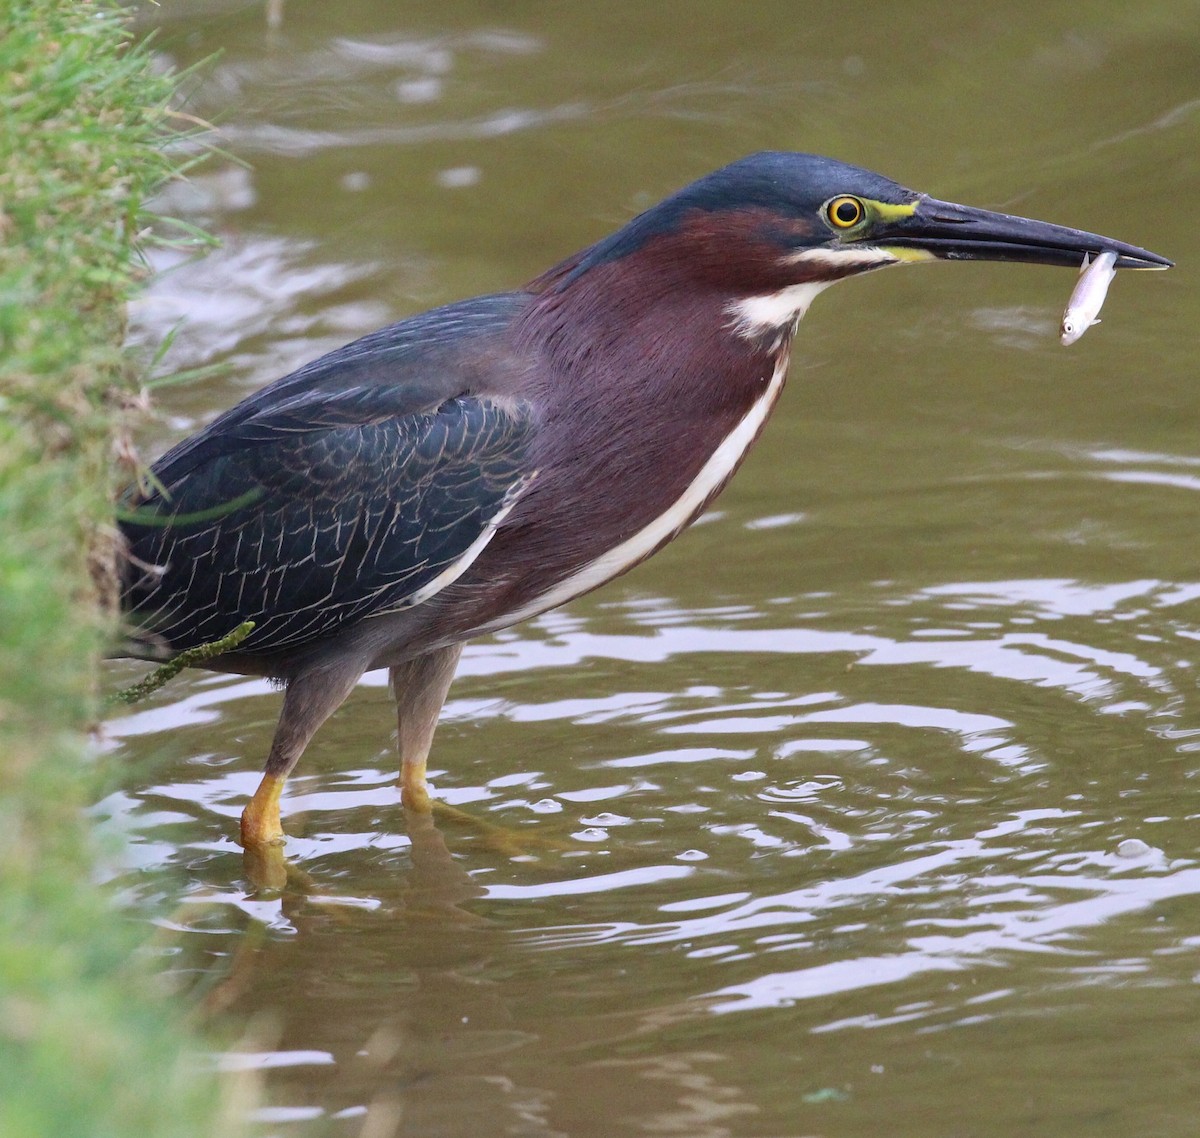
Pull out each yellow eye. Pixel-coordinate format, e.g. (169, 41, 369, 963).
(826, 195, 865, 229)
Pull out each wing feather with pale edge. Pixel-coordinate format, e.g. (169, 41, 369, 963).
(120, 295, 535, 656)
(123, 390, 533, 654)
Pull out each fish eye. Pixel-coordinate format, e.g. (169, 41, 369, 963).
(825, 195, 865, 229)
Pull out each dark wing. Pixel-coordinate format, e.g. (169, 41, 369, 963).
(120, 293, 538, 657)
(122, 390, 535, 655)
(148, 292, 529, 487)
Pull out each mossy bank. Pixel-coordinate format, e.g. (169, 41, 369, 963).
(0, 2, 241, 1133)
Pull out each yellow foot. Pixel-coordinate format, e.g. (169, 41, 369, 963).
(242, 840, 289, 892)
(240, 772, 286, 847)
(400, 772, 559, 856)
(240, 842, 350, 909)
(400, 777, 431, 814)
(427, 797, 567, 858)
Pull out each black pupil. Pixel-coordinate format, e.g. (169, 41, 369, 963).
(835, 199, 860, 224)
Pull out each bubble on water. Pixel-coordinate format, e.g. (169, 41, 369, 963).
(1116, 838, 1153, 858)
(580, 812, 630, 826)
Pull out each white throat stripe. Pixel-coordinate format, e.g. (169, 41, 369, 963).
(728, 246, 903, 338)
(728, 280, 831, 338)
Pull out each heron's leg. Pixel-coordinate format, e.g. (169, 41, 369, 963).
(391, 645, 564, 857)
(241, 662, 366, 847)
(390, 643, 463, 812)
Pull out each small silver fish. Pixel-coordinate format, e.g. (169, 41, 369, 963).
(1060, 250, 1118, 346)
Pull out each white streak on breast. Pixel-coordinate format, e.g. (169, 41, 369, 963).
(482, 356, 790, 632)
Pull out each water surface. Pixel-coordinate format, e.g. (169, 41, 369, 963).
(110, 3, 1200, 1134)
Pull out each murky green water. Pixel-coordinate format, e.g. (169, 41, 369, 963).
(107, 2, 1200, 1134)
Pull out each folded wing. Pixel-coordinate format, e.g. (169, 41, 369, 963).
(122, 384, 535, 656)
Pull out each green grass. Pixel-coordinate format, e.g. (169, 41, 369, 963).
(0, 2, 242, 1134)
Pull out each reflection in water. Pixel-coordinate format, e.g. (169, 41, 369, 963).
(102, 572, 1200, 1133)
(134, 232, 392, 388)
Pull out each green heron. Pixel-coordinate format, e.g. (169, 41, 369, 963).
(120, 152, 1171, 849)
